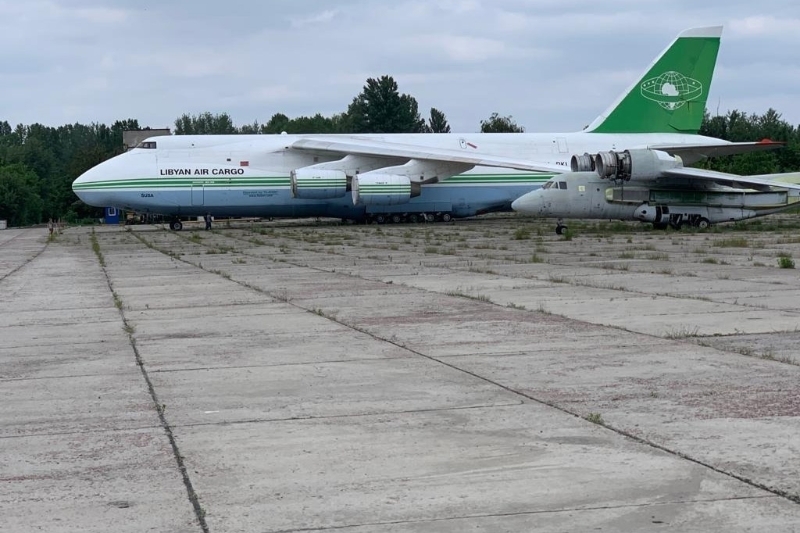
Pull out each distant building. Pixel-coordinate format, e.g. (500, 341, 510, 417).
(122, 129, 171, 151)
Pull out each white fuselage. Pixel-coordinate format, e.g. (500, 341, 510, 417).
(72, 131, 725, 220)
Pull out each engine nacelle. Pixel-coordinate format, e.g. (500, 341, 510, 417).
(594, 149, 682, 181)
(570, 153, 595, 172)
(633, 203, 670, 223)
(291, 168, 347, 199)
(352, 173, 419, 206)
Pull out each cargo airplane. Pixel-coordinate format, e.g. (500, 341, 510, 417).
(73, 26, 793, 231)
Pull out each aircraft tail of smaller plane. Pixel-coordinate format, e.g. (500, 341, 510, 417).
(585, 26, 722, 135)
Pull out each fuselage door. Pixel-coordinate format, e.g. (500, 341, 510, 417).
(191, 184, 204, 206)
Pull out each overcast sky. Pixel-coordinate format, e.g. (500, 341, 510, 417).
(2, 0, 799, 133)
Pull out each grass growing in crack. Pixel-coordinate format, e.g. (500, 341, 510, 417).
(90, 230, 105, 267)
(714, 237, 749, 248)
(113, 292, 123, 310)
(777, 253, 795, 269)
(585, 413, 605, 425)
(209, 269, 231, 279)
(468, 267, 497, 275)
(445, 290, 492, 303)
(664, 325, 700, 339)
(513, 227, 531, 240)
(759, 348, 797, 365)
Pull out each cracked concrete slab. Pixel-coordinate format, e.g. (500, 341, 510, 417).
(3, 218, 800, 531)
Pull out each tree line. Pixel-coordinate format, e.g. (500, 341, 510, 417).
(0, 74, 798, 226)
(173, 76, 521, 135)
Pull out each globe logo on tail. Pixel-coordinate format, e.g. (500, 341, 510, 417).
(640, 71, 702, 110)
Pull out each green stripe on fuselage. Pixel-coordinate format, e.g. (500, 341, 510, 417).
(73, 173, 554, 192)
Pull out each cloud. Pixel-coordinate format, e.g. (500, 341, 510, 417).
(410, 34, 510, 63)
(728, 15, 800, 37)
(1, 1, 800, 132)
(290, 9, 338, 28)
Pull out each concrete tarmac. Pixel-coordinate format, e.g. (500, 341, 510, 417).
(2, 216, 800, 532)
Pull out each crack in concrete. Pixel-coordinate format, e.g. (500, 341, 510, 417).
(91, 231, 210, 533)
(269, 494, 780, 533)
(0, 370, 146, 383)
(167, 401, 525, 429)
(148, 357, 410, 374)
(127, 229, 800, 510)
(0, 424, 168, 440)
(0, 229, 49, 284)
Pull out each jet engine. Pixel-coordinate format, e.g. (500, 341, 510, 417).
(594, 149, 682, 181)
(290, 169, 348, 199)
(351, 173, 420, 206)
(570, 153, 595, 172)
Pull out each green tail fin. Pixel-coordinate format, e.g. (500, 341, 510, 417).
(586, 26, 721, 134)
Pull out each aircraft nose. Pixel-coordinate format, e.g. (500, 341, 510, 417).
(511, 190, 544, 215)
(72, 163, 105, 205)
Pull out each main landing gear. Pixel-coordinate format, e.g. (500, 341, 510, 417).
(654, 215, 710, 231)
(366, 212, 453, 224)
(555, 219, 568, 235)
(169, 219, 183, 231)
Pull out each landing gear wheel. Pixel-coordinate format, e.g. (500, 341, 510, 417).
(375, 215, 386, 224)
(555, 224, 567, 235)
(391, 214, 402, 224)
(424, 213, 435, 223)
(441, 213, 452, 223)
(169, 220, 183, 231)
(696, 217, 710, 229)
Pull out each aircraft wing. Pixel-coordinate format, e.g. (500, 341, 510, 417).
(290, 137, 563, 173)
(649, 140, 784, 165)
(663, 167, 800, 191)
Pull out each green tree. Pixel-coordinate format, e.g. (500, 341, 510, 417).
(0, 163, 43, 226)
(174, 112, 237, 134)
(698, 109, 800, 175)
(262, 113, 290, 134)
(260, 112, 348, 134)
(480, 112, 524, 133)
(427, 108, 451, 133)
(346, 75, 426, 133)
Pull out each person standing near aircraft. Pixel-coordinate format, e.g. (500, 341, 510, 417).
(204, 213, 212, 230)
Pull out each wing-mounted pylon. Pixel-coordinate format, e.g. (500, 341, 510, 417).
(291, 155, 405, 199)
(352, 160, 472, 206)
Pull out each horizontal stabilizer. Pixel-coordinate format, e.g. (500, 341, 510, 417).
(650, 140, 784, 165)
(663, 167, 800, 191)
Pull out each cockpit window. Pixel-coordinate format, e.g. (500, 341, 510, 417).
(543, 181, 553, 189)
(558, 181, 567, 190)
(136, 141, 157, 149)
